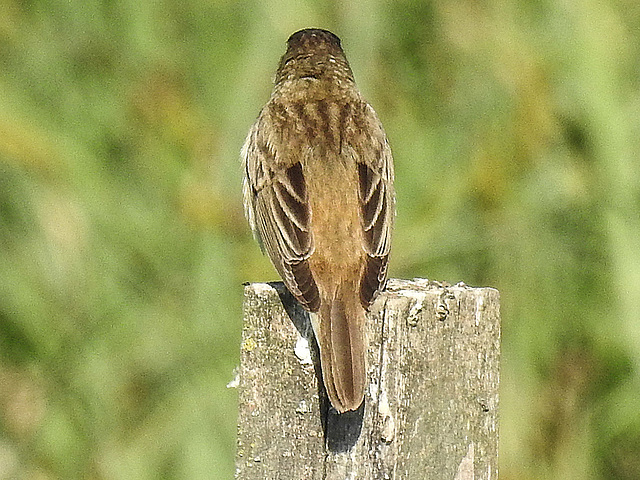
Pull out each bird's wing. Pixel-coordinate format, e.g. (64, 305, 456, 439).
(355, 103, 395, 308)
(242, 108, 320, 311)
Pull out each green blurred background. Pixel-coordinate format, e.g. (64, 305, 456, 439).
(1, 0, 639, 478)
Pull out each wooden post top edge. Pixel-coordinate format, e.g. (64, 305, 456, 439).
(243, 278, 499, 296)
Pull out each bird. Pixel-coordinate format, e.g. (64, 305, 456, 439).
(241, 28, 395, 413)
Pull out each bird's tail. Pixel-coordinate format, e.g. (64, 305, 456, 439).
(315, 281, 367, 413)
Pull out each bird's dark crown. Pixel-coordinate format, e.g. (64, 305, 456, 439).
(287, 29, 342, 52)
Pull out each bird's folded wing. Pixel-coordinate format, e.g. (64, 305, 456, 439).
(356, 104, 395, 308)
(242, 113, 320, 311)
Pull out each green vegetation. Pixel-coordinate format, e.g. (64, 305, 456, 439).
(1, 1, 639, 478)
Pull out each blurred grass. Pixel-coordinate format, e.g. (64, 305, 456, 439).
(1, 0, 639, 479)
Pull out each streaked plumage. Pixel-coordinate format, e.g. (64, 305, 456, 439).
(242, 29, 395, 413)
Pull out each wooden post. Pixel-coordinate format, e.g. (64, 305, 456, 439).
(235, 279, 500, 479)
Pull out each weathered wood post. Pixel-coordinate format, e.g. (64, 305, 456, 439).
(236, 279, 500, 479)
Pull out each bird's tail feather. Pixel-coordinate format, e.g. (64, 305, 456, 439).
(317, 282, 366, 413)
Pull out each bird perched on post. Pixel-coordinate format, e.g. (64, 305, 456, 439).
(241, 28, 395, 413)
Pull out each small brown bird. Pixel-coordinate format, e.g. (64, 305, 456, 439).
(242, 28, 395, 413)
